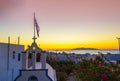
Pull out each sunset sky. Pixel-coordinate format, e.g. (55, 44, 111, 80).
(0, 0, 120, 50)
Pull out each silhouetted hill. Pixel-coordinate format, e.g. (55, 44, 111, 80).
(73, 47, 98, 50)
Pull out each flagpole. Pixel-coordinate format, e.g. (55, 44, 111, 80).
(7, 36, 10, 71)
(18, 36, 20, 45)
(33, 12, 37, 43)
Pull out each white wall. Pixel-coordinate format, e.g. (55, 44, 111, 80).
(0, 43, 24, 81)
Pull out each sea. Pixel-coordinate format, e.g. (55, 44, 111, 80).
(49, 49, 119, 54)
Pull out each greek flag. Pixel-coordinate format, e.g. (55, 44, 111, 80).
(34, 14, 40, 37)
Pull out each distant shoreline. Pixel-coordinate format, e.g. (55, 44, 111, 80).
(49, 49, 119, 55)
(49, 49, 118, 51)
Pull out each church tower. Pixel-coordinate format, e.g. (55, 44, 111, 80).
(14, 13, 57, 81)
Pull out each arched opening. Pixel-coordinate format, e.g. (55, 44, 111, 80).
(36, 53, 41, 62)
(28, 76, 38, 81)
(28, 53, 32, 67)
(28, 53, 32, 59)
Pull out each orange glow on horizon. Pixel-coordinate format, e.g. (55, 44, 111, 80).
(0, 40, 118, 50)
(38, 41, 118, 50)
(0, 36, 119, 50)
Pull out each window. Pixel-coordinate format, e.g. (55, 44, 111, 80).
(18, 53, 21, 61)
(36, 53, 41, 62)
(28, 76, 38, 81)
(13, 51, 15, 59)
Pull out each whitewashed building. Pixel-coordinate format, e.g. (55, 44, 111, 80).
(0, 43, 24, 81)
(0, 14, 57, 81)
(0, 38, 57, 81)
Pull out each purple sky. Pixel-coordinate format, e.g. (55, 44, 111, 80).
(0, 0, 120, 50)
